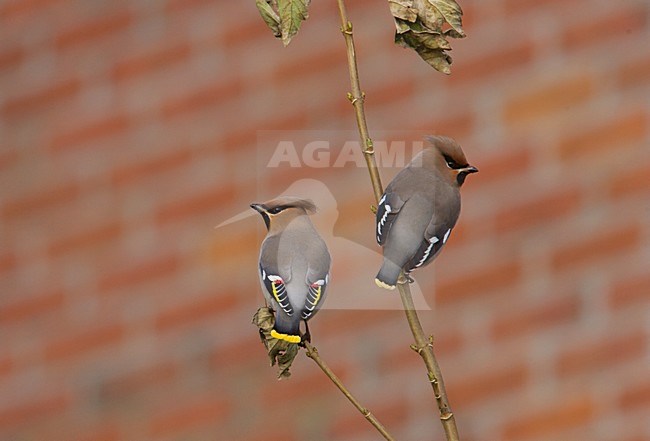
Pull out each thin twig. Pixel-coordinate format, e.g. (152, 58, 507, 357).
(304, 342, 396, 441)
(334, 0, 460, 439)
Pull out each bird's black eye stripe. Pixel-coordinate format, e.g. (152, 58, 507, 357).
(443, 154, 467, 170)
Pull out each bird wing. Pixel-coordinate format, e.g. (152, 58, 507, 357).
(375, 191, 406, 245)
(301, 247, 331, 320)
(405, 217, 453, 272)
(259, 237, 294, 317)
(302, 272, 329, 320)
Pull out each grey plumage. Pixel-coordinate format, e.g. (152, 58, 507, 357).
(252, 197, 331, 343)
(375, 136, 477, 289)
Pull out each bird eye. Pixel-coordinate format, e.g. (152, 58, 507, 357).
(443, 155, 458, 169)
(268, 206, 284, 215)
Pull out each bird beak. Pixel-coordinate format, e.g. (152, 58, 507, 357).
(250, 203, 266, 214)
(457, 165, 478, 174)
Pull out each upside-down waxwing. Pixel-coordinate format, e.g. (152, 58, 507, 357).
(251, 197, 331, 343)
(375, 136, 478, 289)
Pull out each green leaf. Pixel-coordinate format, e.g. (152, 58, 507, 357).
(278, 0, 311, 46)
(389, 0, 465, 73)
(255, 0, 281, 38)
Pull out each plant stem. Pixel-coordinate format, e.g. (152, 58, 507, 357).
(334, 0, 460, 439)
(304, 342, 396, 441)
(335, 0, 383, 201)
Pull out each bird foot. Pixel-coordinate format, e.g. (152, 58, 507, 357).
(397, 274, 414, 285)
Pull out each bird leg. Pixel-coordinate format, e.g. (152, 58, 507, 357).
(301, 320, 312, 344)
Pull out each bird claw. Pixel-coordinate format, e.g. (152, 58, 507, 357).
(398, 274, 414, 285)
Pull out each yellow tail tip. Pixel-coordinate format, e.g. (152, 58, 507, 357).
(270, 329, 301, 344)
(375, 278, 396, 290)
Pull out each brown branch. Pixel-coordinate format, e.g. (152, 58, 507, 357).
(334, 0, 460, 439)
(304, 342, 396, 441)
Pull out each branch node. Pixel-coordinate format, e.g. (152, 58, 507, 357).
(370, 205, 377, 214)
(440, 411, 454, 421)
(363, 138, 374, 154)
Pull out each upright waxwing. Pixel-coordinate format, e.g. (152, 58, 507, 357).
(375, 136, 478, 289)
(251, 197, 331, 344)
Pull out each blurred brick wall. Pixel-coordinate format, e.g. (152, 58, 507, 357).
(1, 0, 649, 440)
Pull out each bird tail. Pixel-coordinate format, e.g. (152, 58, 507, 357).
(272, 312, 301, 344)
(375, 258, 402, 290)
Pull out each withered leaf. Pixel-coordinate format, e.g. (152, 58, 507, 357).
(255, 0, 281, 38)
(388, 0, 417, 22)
(389, 0, 465, 73)
(255, 0, 311, 46)
(252, 307, 300, 379)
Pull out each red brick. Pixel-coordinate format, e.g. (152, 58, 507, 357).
(495, 187, 581, 233)
(471, 146, 533, 185)
(558, 110, 647, 160)
(551, 224, 641, 271)
(451, 40, 534, 84)
(0, 393, 70, 429)
(55, 11, 132, 50)
(1, 79, 81, 117)
(208, 227, 259, 263)
(0, 290, 65, 323)
(100, 363, 177, 404)
(0, 358, 12, 378)
(380, 330, 463, 373)
(62, 424, 120, 441)
(608, 162, 650, 199)
(148, 396, 228, 437)
(504, 75, 593, 124)
(436, 259, 522, 305)
(620, 379, 650, 411)
(557, 331, 646, 377)
(503, 396, 595, 440)
(156, 186, 236, 224)
(608, 273, 650, 310)
(112, 148, 192, 187)
(161, 78, 244, 120)
(155, 292, 239, 331)
(271, 46, 344, 83)
(491, 295, 580, 341)
(98, 255, 179, 293)
(0, 47, 24, 70)
(112, 42, 191, 82)
(0, 149, 19, 171)
(0, 0, 65, 19)
(3, 182, 79, 220)
(415, 112, 476, 138)
(503, 0, 577, 15)
(164, 0, 214, 13)
(331, 397, 409, 439)
(619, 56, 650, 88)
(448, 363, 528, 408)
(0, 252, 16, 274)
(562, 8, 648, 51)
(368, 77, 416, 107)
(50, 115, 130, 152)
(45, 324, 125, 361)
(48, 222, 122, 257)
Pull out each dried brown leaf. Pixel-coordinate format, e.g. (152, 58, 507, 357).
(252, 307, 300, 379)
(389, 0, 465, 73)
